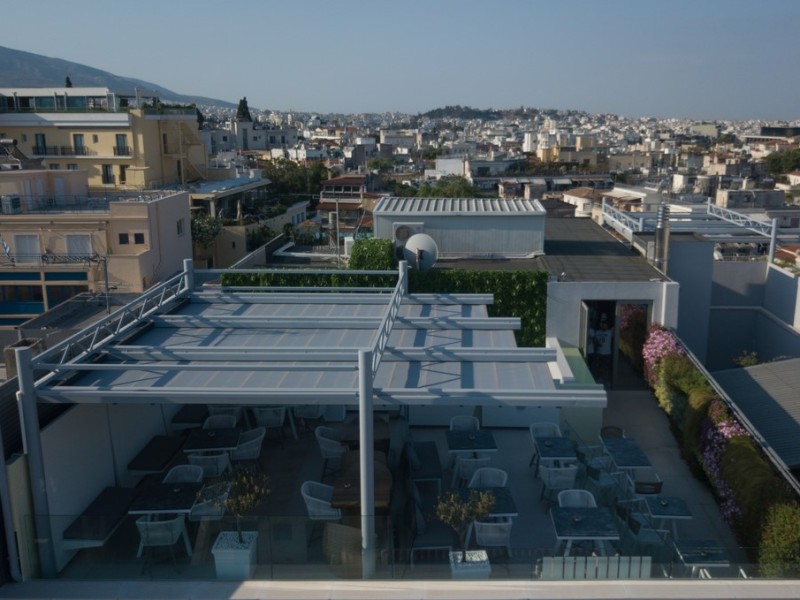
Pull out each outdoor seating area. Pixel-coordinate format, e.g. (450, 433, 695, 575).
(15, 264, 749, 584)
(52, 403, 750, 582)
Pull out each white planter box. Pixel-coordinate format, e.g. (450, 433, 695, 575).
(211, 531, 258, 579)
(449, 549, 491, 579)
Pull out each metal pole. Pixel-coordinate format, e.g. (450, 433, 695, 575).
(15, 347, 57, 578)
(399, 260, 408, 295)
(103, 257, 110, 314)
(358, 349, 375, 579)
(335, 198, 340, 268)
(768, 218, 778, 264)
(183, 258, 194, 295)
(0, 400, 22, 581)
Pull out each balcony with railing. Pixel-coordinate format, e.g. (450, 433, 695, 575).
(31, 146, 97, 157)
(0, 195, 111, 215)
(0, 252, 101, 269)
(113, 146, 132, 157)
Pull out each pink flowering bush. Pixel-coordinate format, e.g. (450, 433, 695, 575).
(639, 326, 797, 565)
(642, 324, 684, 386)
(698, 411, 746, 526)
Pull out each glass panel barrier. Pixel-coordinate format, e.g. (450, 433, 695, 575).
(26, 510, 762, 581)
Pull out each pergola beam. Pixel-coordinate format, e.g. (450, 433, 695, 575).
(189, 292, 494, 305)
(34, 386, 605, 406)
(103, 346, 555, 363)
(149, 315, 520, 330)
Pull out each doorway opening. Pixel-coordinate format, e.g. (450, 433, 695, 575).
(579, 300, 651, 390)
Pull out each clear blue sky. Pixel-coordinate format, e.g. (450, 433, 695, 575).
(4, 0, 799, 121)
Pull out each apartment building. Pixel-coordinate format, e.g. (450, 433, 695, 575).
(0, 87, 207, 191)
(0, 166, 191, 326)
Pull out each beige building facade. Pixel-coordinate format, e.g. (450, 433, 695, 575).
(0, 87, 207, 191)
(0, 168, 191, 327)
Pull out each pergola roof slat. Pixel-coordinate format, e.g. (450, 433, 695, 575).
(29, 263, 605, 409)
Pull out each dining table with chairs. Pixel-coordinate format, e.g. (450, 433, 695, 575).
(643, 494, 693, 539)
(550, 505, 620, 557)
(673, 538, 731, 578)
(330, 451, 393, 513)
(128, 481, 204, 517)
(534, 436, 577, 467)
(445, 429, 498, 456)
(599, 435, 651, 473)
(183, 427, 241, 454)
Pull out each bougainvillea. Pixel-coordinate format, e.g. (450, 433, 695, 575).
(696, 398, 751, 526)
(642, 324, 684, 386)
(700, 424, 740, 524)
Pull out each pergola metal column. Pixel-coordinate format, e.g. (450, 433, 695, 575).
(358, 349, 375, 579)
(768, 218, 778, 263)
(15, 347, 57, 577)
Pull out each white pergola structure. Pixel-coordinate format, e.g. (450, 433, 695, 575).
(16, 260, 606, 578)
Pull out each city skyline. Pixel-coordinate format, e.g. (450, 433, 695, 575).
(3, 0, 799, 121)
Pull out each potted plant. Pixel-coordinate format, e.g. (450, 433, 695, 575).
(210, 465, 270, 579)
(436, 489, 495, 578)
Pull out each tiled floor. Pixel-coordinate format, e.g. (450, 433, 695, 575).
(57, 388, 748, 581)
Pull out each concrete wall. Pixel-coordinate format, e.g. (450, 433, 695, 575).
(711, 261, 768, 307)
(706, 308, 800, 370)
(705, 309, 760, 371)
(546, 280, 679, 348)
(668, 238, 715, 362)
(763, 264, 800, 329)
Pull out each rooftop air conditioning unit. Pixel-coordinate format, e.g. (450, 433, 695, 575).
(392, 222, 424, 259)
(1, 195, 21, 214)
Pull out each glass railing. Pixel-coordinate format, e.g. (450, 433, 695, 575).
(21, 507, 762, 582)
(561, 419, 760, 580)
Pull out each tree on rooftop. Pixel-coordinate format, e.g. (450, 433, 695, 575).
(65, 76, 72, 88)
(367, 157, 393, 173)
(262, 158, 328, 197)
(191, 213, 224, 248)
(417, 175, 478, 198)
(764, 149, 800, 176)
(236, 97, 253, 122)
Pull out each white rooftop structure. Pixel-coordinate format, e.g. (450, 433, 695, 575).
(373, 197, 547, 259)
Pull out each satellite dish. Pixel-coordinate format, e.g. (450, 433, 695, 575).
(403, 233, 438, 270)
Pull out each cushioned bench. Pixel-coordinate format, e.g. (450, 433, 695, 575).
(62, 486, 138, 550)
(127, 434, 185, 474)
(407, 441, 443, 494)
(535, 555, 652, 579)
(170, 404, 209, 431)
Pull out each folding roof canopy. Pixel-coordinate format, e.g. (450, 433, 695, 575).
(26, 261, 605, 409)
(17, 259, 606, 577)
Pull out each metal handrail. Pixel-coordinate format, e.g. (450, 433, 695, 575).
(30, 269, 188, 377)
(370, 266, 406, 377)
(670, 327, 800, 497)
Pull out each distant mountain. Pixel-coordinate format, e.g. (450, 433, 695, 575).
(0, 46, 236, 109)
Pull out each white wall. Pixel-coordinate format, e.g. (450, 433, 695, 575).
(546, 280, 679, 348)
(41, 403, 168, 571)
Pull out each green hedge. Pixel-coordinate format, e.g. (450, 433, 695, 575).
(653, 353, 709, 428)
(643, 326, 800, 572)
(760, 502, 800, 577)
(220, 238, 550, 348)
(409, 269, 549, 347)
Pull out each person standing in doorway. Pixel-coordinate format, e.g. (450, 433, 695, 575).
(594, 313, 614, 388)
